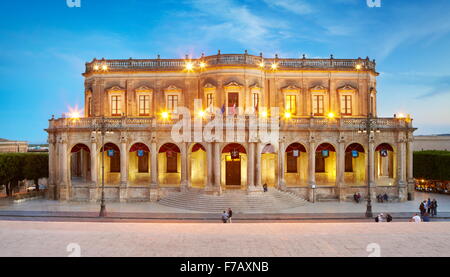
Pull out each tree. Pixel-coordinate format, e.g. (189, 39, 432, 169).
(23, 153, 49, 191)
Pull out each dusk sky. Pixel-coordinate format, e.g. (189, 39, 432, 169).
(1, 0, 450, 143)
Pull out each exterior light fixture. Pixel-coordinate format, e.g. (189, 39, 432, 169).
(198, 110, 206, 118)
(327, 112, 335, 119)
(101, 64, 108, 71)
(260, 111, 268, 118)
(93, 64, 99, 71)
(397, 113, 405, 118)
(199, 62, 206, 69)
(271, 63, 278, 70)
(284, 111, 291, 119)
(355, 64, 362, 70)
(259, 61, 265, 68)
(161, 111, 169, 119)
(185, 62, 194, 71)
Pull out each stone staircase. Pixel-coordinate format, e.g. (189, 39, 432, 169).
(158, 188, 308, 213)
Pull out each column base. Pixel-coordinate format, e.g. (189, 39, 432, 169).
(149, 185, 160, 202)
(204, 185, 222, 196)
(119, 183, 128, 203)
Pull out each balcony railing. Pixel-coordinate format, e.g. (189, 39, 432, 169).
(84, 54, 376, 74)
(47, 116, 412, 132)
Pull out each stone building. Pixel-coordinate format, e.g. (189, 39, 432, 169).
(46, 52, 416, 202)
(0, 138, 28, 153)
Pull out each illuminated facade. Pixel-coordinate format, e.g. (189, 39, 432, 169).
(46, 52, 415, 202)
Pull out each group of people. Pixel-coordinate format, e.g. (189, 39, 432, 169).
(353, 192, 362, 203)
(419, 198, 438, 217)
(375, 213, 393, 222)
(221, 208, 233, 223)
(376, 193, 389, 203)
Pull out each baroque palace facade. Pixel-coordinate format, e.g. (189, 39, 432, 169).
(46, 52, 415, 202)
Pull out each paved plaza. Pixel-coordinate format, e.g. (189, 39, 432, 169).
(1, 220, 450, 257)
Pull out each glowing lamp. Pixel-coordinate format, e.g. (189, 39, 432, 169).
(93, 64, 99, 71)
(161, 111, 169, 119)
(198, 110, 206, 118)
(260, 111, 268, 118)
(271, 63, 278, 70)
(185, 62, 194, 71)
(355, 64, 362, 70)
(397, 113, 405, 118)
(101, 64, 108, 71)
(259, 62, 265, 68)
(327, 112, 335, 119)
(284, 111, 291, 119)
(199, 62, 206, 69)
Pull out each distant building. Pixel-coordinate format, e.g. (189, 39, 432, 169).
(0, 138, 28, 153)
(413, 135, 450, 151)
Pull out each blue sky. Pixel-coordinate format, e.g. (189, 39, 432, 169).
(1, 0, 450, 143)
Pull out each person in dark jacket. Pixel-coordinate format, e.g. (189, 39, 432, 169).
(419, 201, 426, 216)
(221, 211, 229, 223)
(227, 208, 233, 223)
(431, 199, 438, 216)
(427, 198, 432, 214)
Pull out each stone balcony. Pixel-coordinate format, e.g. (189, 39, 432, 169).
(84, 53, 377, 75)
(47, 116, 412, 133)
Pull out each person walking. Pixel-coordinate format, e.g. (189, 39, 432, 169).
(221, 211, 229, 223)
(227, 208, 233, 223)
(431, 199, 438, 216)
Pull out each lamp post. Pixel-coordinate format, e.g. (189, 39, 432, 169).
(92, 116, 114, 217)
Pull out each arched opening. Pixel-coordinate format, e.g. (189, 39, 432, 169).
(70, 144, 91, 184)
(129, 143, 151, 185)
(98, 143, 121, 184)
(315, 143, 336, 186)
(375, 143, 395, 185)
(158, 143, 181, 186)
(261, 144, 278, 187)
(189, 143, 207, 188)
(344, 143, 366, 186)
(284, 143, 308, 186)
(221, 143, 247, 188)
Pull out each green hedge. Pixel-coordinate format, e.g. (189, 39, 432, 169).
(414, 151, 450, 181)
(0, 153, 48, 196)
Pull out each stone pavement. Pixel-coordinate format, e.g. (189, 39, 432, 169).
(1, 220, 450, 257)
(0, 191, 448, 221)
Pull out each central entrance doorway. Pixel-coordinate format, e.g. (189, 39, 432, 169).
(222, 143, 246, 188)
(225, 155, 241, 186)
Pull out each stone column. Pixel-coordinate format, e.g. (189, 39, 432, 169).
(206, 142, 213, 189)
(47, 136, 56, 200)
(255, 142, 262, 187)
(119, 137, 128, 202)
(278, 140, 286, 190)
(90, 138, 98, 202)
(247, 142, 255, 192)
(213, 142, 221, 192)
(308, 139, 316, 202)
(180, 142, 188, 192)
(397, 139, 407, 201)
(59, 136, 69, 201)
(406, 138, 415, 200)
(337, 139, 345, 200)
(149, 139, 159, 202)
(368, 139, 375, 200)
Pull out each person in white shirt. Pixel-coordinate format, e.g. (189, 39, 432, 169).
(410, 213, 422, 223)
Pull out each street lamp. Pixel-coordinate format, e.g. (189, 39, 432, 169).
(92, 116, 114, 217)
(357, 115, 381, 218)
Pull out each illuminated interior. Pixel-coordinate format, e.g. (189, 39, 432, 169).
(221, 143, 247, 188)
(315, 143, 336, 186)
(98, 143, 121, 184)
(261, 144, 278, 187)
(375, 143, 396, 186)
(284, 143, 308, 187)
(158, 143, 181, 186)
(189, 143, 207, 188)
(128, 143, 151, 185)
(344, 143, 366, 186)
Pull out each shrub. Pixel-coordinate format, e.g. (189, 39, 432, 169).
(413, 151, 450, 181)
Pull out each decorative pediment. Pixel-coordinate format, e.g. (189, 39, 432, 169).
(310, 85, 328, 92)
(337, 84, 357, 92)
(107, 86, 125, 93)
(135, 86, 153, 93)
(203, 83, 216, 92)
(85, 89, 93, 95)
(224, 81, 242, 87)
(164, 84, 182, 93)
(249, 83, 261, 93)
(282, 85, 301, 93)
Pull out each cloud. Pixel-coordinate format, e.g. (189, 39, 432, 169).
(262, 0, 314, 15)
(416, 76, 450, 99)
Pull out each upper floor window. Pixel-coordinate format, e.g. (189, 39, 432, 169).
(312, 95, 324, 116)
(87, 97, 93, 117)
(285, 95, 296, 115)
(370, 95, 375, 115)
(111, 95, 121, 116)
(206, 93, 214, 107)
(167, 95, 179, 113)
(341, 95, 352, 116)
(253, 93, 259, 111)
(139, 95, 151, 116)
